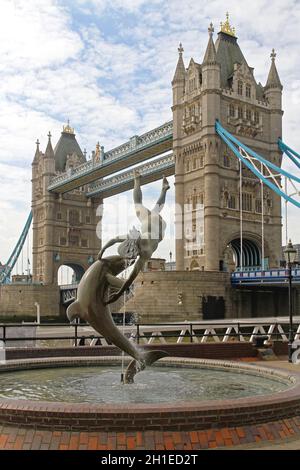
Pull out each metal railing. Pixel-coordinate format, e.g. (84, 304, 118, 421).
(0, 318, 300, 348)
(48, 120, 173, 190)
(87, 153, 174, 197)
(231, 268, 300, 285)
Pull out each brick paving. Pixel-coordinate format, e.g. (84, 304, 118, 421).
(0, 417, 300, 450)
(0, 359, 299, 450)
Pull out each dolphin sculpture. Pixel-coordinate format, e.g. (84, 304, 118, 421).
(67, 255, 167, 383)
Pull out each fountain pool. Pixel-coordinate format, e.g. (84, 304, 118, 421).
(0, 364, 289, 404)
(0, 357, 299, 432)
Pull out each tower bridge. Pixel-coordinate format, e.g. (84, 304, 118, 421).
(48, 120, 173, 193)
(1, 14, 300, 322)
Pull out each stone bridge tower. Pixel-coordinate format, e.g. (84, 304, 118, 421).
(31, 123, 102, 285)
(173, 14, 283, 272)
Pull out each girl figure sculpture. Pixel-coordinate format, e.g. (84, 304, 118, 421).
(98, 171, 170, 304)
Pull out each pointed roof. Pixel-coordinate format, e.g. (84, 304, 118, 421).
(172, 43, 186, 84)
(54, 123, 85, 172)
(215, 31, 248, 88)
(45, 132, 54, 159)
(265, 49, 282, 90)
(32, 139, 41, 165)
(203, 23, 218, 66)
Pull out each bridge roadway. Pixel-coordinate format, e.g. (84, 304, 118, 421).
(86, 153, 174, 198)
(48, 120, 173, 194)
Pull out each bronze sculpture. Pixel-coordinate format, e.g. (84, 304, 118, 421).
(67, 172, 170, 382)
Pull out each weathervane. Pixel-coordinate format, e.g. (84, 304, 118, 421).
(208, 22, 214, 37)
(178, 42, 184, 55)
(271, 48, 277, 61)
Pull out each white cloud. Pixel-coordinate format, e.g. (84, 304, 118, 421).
(0, 0, 82, 73)
(75, 0, 156, 14)
(1, 0, 300, 267)
(0, 162, 31, 261)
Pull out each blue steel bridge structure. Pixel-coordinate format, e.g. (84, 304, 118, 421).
(1, 120, 300, 292)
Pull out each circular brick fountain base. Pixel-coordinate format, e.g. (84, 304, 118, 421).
(0, 357, 299, 432)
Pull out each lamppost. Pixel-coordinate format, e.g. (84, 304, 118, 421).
(284, 239, 297, 362)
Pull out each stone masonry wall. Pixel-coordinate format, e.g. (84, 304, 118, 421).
(0, 284, 60, 320)
(124, 271, 234, 323)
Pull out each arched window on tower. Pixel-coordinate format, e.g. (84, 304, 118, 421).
(242, 193, 253, 212)
(189, 78, 196, 93)
(246, 84, 251, 98)
(69, 210, 80, 226)
(246, 108, 252, 121)
(229, 104, 235, 117)
(228, 195, 236, 209)
(238, 80, 243, 95)
(192, 193, 197, 210)
(189, 104, 195, 116)
(238, 106, 243, 119)
(224, 154, 230, 168)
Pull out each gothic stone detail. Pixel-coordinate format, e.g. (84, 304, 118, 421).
(31, 127, 102, 285)
(173, 18, 283, 272)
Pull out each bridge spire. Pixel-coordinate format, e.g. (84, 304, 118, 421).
(32, 138, 41, 164)
(45, 131, 54, 159)
(265, 48, 282, 90)
(172, 42, 186, 84)
(202, 22, 217, 65)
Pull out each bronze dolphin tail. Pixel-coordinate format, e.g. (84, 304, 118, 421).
(124, 350, 169, 384)
(67, 301, 83, 322)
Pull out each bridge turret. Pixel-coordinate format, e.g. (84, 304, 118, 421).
(172, 43, 186, 269)
(201, 23, 221, 94)
(264, 49, 283, 142)
(32, 139, 41, 166)
(173, 13, 283, 273)
(172, 43, 186, 101)
(200, 24, 222, 271)
(42, 132, 55, 193)
(201, 23, 221, 130)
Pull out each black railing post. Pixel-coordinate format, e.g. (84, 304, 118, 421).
(190, 323, 193, 343)
(74, 322, 78, 347)
(3, 325, 6, 347)
(136, 324, 140, 345)
(238, 323, 241, 342)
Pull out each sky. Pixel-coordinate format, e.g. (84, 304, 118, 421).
(1, 0, 300, 268)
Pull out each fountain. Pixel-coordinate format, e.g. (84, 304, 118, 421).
(0, 173, 300, 434)
(0, 356, 299, 431)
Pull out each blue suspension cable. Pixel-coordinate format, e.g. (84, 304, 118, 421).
(0, 211, 33, 284)
(216, 121, 300, 184)
(215, 121, 300, 209)
(278, 139, 300, 171)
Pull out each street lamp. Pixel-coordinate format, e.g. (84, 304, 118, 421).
(284, 239, 297, 362)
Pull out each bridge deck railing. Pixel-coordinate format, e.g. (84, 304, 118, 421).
(0, 319, 300, 348)
(48, 120, 173, 189)
(231, 268, 300, 285)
